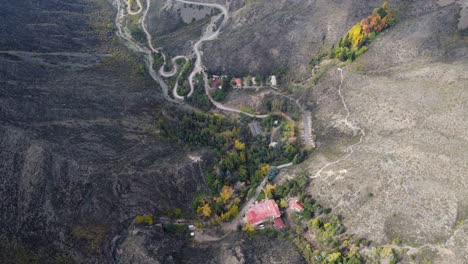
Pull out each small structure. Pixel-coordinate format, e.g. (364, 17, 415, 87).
(266, 166, 279, 181)
(246, 199, 283, 229)
(212, 75, 220, 88)
(235, 78, 242, 88)
(248, 122, 262, 136)
(270, 75, 278, 86)
(288, 199, 305, 213)
(269, 142, 278, 148)
(274, 217, 285, 229)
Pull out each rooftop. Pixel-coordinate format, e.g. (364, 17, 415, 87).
(246, 199, 281, 226)
(289, 199, 305, 212)
(274, 217, 285, 229)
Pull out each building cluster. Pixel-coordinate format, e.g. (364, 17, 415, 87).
(244, 198, 305, 230)
(210, 75, 228, 89)
(209, 75, 278, 89)
(246, 199, 285, 229)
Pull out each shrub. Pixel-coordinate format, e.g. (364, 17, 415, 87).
(136, 213, 154, 225)
(240, 106, 255, 114)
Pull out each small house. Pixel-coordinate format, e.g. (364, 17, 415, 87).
(245, 199, 283, 229)
(212, 75, 220, 88)
(270, 75, 277, 86)
(288, 199, 305, 213)
(274, 217, 285, 229)
(235, 78, 242, 88)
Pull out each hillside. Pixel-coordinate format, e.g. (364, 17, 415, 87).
(0, 0, 467, 263)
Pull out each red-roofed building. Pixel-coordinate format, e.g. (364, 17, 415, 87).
(274, 217, 285, 229)
(246, 199, 282, 229)
(289, 199, 305, 213)
(212, 75, 220, 88)
(235, 78, 242, 88)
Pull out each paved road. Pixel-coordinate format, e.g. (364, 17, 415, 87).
(202, 73, 269, 118)
(115, 0, 183, 104)
(159, 55, 189, 77)
(277, 162, 293, 169)
(116, 0, 283, 116)
(177, 0, 229, 97)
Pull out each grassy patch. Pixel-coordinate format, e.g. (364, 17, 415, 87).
(71, 225, 106, 254)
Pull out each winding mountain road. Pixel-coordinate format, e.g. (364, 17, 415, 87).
(125, 0, 142, 15)
(159, 55, 189, 77)
(115, 0, 266, 116)
(202, 72, 269, 118)
(176, 0, 229, 97)
(115, 0, 184, 104)
(116, 0, 300, 118)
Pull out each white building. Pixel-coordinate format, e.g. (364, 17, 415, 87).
(270, 75, 277, 86)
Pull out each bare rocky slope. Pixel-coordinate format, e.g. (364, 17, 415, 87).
(1, 0, 468, 263)
(118, 227, 304, 264)
(0, 0, 207, 262)
(288, 1, 467, 263)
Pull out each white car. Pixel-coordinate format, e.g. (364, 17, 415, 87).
(188, 224, 195, 230)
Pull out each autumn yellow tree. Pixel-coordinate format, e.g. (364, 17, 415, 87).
(327, 252, 341, 263)
(219, 185, 234, 203)
(279, 198, 288, 208)
(136, 213, 153, 225)
(197, 203, 212, 217)
(234, 139, 245, 151)
(244, 222, 255, 232)
(260, 164, 270, 176)
(348, 24, 364, 49)
(202, 203, 211, 217)
(264, 183, 277, 197)
(382, 1, 388, 9)
(221, 204, 239, 221)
